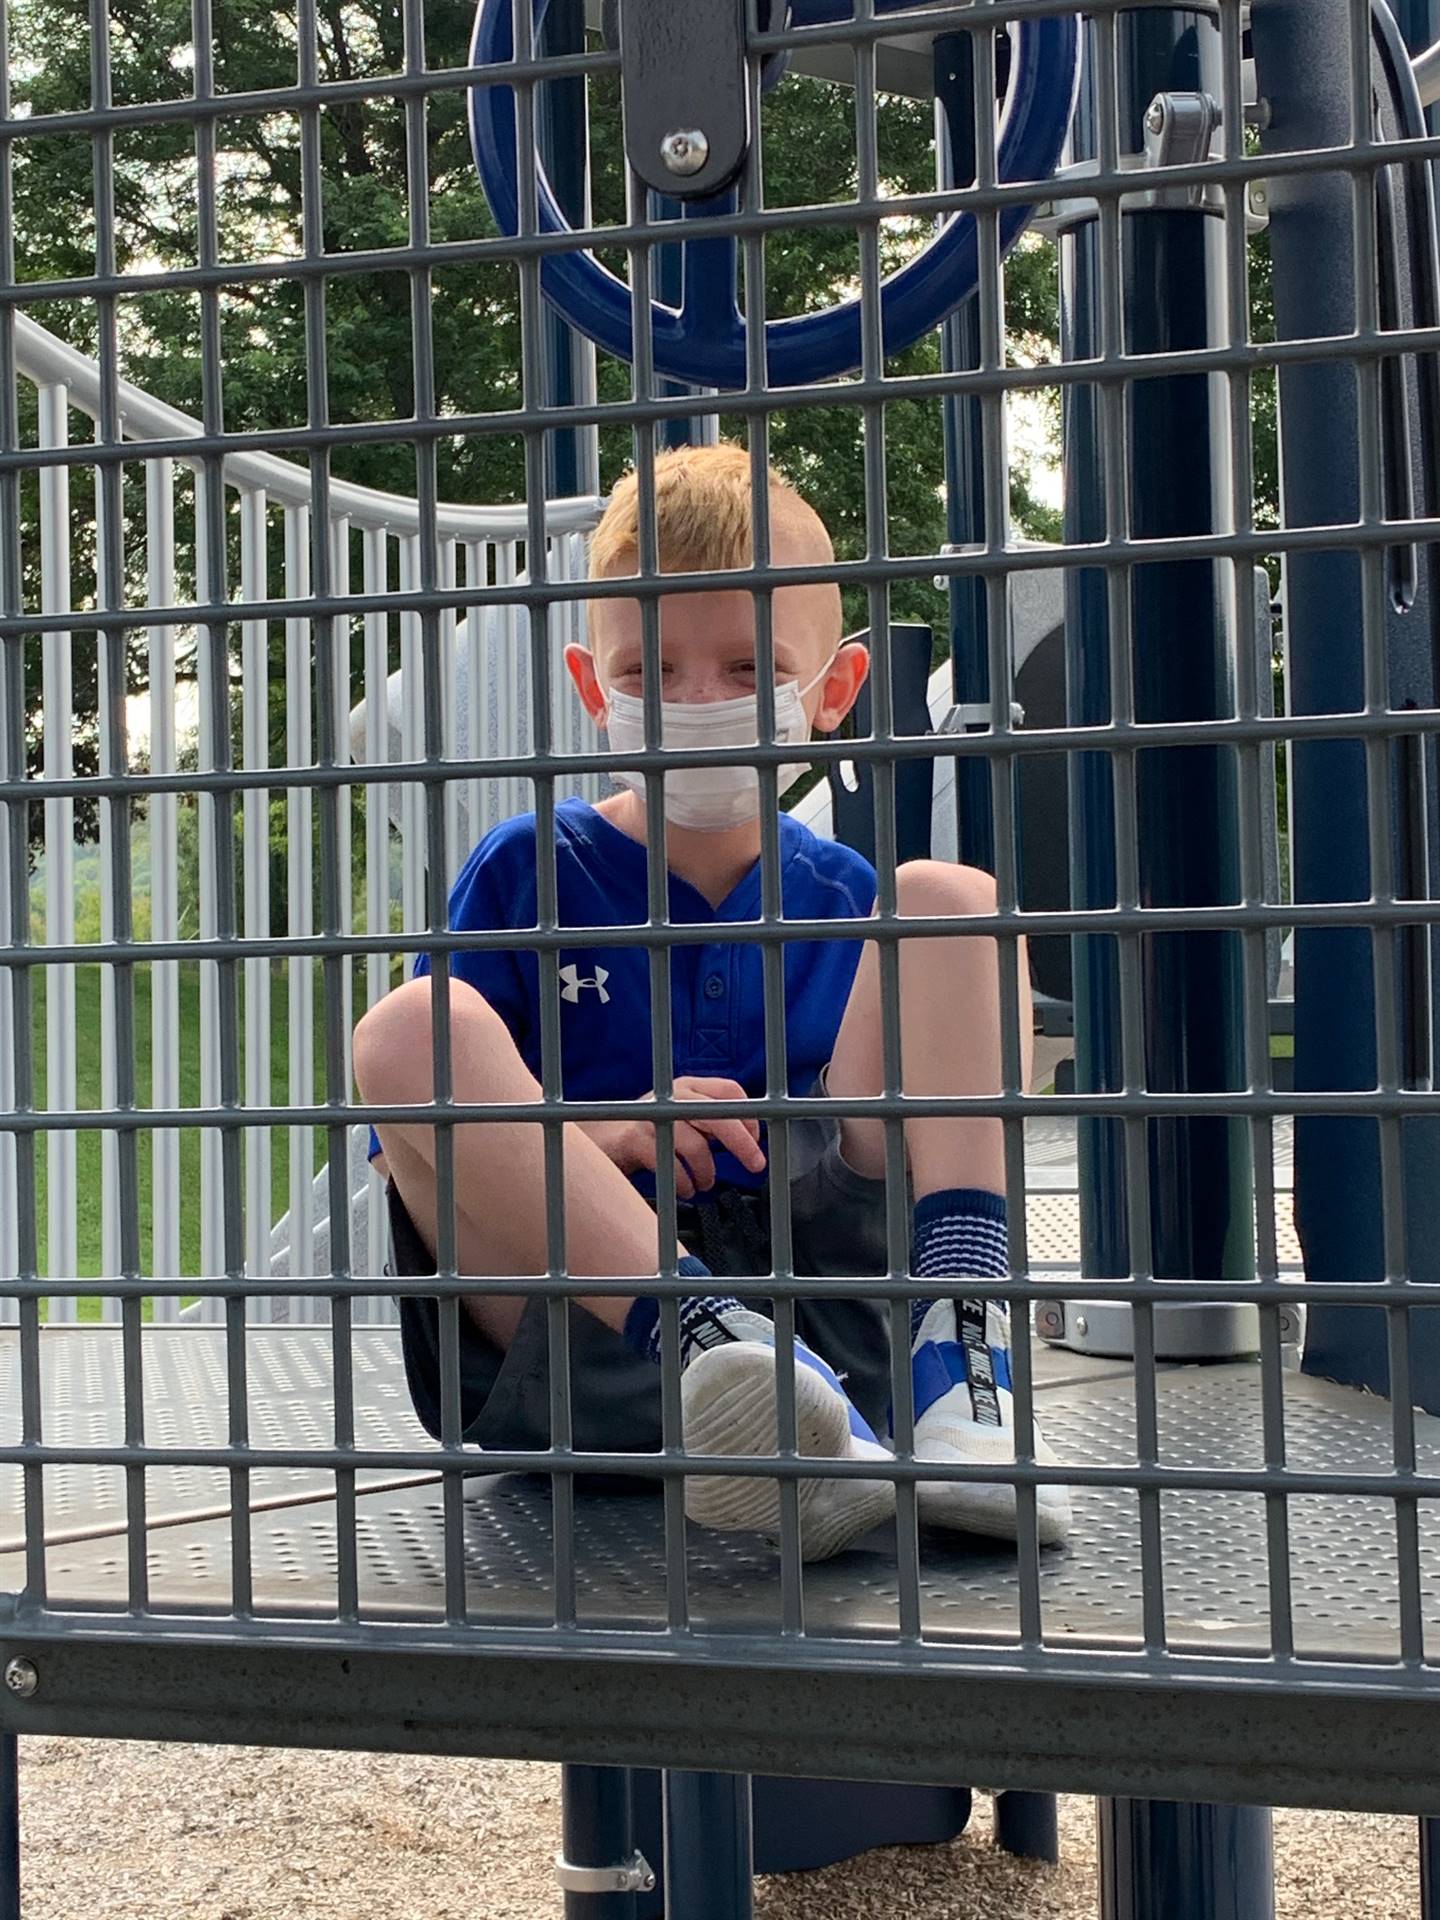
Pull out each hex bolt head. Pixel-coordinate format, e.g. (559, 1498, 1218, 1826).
(660, 129, 710, 177)
(1144, 98, 1166, 135)
(1036, 1303, 1065, 1340)
(4, 1657, 38, 1699)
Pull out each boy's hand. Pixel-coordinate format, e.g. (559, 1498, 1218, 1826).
(585, 1076, 767, 1200)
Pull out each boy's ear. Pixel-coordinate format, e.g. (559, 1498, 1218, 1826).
(565, 643, 609, 724)
(811, 641, 870, 733)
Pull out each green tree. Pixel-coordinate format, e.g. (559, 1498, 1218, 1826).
(9, 0, 1274, 881)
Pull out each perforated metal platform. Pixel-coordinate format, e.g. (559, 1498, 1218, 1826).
(0, 1328, 433, 1548)
(3, 1329, 1434, 1664)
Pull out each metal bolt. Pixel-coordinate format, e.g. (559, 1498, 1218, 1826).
(1248, 181, 1269, 214)
(1074, 1315, 1090, 1338)
(4, 1657, 37, 1698)
(1144, 99, 1166, 135)
(1035, 1303, 1065, 1341)
(660, 128, 710, 177)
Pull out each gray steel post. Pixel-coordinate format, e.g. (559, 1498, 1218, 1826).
(936, 29, 999, 870)
(536, 0, 600, 500)
(662, 1772, 753, 1920)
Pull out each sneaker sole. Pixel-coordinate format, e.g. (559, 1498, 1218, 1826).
(681, 1342, 895, 1561)
(915, 1434, 1072, 1548)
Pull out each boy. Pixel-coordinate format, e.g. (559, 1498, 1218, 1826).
(354, 442, 1069, 1562)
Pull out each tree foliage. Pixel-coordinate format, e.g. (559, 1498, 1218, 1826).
(10, 0, 1272, 876)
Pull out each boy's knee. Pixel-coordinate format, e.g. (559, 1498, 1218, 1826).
(895, 858, 998, 919)
(354, 979, 434, 1101)
(353, 976, 504, 1101)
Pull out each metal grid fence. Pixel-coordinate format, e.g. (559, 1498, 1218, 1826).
(0, 0, 1438, 1823)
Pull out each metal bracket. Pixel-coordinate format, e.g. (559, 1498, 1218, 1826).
(554, 1849, 657, 1895)
(1144, 87, 1219, 174)
(616, 0, 752, 199)
(1031, 91, 1269, 237)
(1034, 1299, 1306, 1364)
(938, 698, 1026, 731)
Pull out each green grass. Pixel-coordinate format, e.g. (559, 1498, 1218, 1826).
(26, 961, 336, 1312)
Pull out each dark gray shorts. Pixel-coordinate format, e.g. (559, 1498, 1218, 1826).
(391, 1102, 903, 1454)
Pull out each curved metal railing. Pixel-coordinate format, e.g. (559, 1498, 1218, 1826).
(2, 311, 604, 1325)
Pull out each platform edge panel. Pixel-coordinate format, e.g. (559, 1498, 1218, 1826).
(1, 1617, 1439, 1814)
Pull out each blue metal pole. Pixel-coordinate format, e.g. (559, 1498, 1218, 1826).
(1253, 0, 1440, 1410)
(1098, 1799, 1274, 1920)
(535, 0, 599, 499)
(1062, 8, 1252, 1325)
(0, 1731, 18, 1920)
(561, 1765, 644, 1920)
(936, 30, 997, 870)
(1422, 1817, 1440, 1920)
(662, 1772, 753, 1920)
(994, 1788, 1060, 1864)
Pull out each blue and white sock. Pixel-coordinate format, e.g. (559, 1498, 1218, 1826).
(622, 1258, 750, 1368)
(909, 1188, 1012, 1430)
(623, 1259, 883, 1446)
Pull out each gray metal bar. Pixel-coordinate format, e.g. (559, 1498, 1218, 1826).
(621, 104, 691, 1635)
(514, 0, 579, 1631)
(8, 1628, 1440, 1813)
(88, 0, 147, 1592)
(7, 120, 1440, 300)
(742, 135, 805, 1613)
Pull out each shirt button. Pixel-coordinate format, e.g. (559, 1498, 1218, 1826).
(704, 973, 726, 1000)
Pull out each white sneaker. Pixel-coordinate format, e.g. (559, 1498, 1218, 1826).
(680, 1324, 895, 1562)
(909, 1300, 1072, 1547)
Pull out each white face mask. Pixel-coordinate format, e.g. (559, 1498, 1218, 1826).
(599, 653, 837, 833)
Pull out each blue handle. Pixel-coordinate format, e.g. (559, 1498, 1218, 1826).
(470, 0, 1078, 388)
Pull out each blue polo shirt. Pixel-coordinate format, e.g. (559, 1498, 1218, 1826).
(401, 797, 876, 1193)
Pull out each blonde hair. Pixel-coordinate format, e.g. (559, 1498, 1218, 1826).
(588, 441, 834, 579)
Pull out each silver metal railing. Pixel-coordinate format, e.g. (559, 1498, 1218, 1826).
(0, 311, 604, 1325)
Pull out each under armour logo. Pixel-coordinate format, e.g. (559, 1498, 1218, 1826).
(559, 963, 610, 1005)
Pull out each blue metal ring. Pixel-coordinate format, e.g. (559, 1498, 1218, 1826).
(470, 0, 1078, 388)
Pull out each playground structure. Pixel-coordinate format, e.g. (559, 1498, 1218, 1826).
(4, 0, 1440, 1915)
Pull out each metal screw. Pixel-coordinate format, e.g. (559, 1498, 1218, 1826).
(1036, 1303, 1065, 1341)
(4, 1657, 37, 1698)
(660, 128, 710, 177)
(1144, 99, 1166, 135)
(1074, 1315, 1090, 1338)
(1248, 181, 1269, 214)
